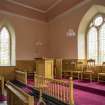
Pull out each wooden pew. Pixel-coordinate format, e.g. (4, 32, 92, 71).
(6, 69, 75, 105)
(15, 70, 75, 105)
(15, 70, 27, 84)
(6, 70, 34, 105)
(6, 81, 34, 105)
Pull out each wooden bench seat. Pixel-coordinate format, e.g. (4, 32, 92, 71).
(6, 81, 34, 105)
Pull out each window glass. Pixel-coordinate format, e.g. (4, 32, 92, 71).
(87, 15, 105, 64)
(0, 27, 10, 66)
(87, 27, 98, 63)
(94, 16, 103, 26)
(99, 23, 105, 64)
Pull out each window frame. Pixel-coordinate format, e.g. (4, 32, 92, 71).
(0, 24, 15, 67)
(0, 26, 11, 66)
(86, 13, 105, 64)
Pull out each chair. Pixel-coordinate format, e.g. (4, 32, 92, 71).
(98, 62, 105, 82)
(62, 60, 76, 79)
(82, 59, 95, 82)
(70, 60, 77, 78)
(72, 61, 84, 80)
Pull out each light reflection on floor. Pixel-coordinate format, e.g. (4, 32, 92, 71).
(0, 101, 7, 105)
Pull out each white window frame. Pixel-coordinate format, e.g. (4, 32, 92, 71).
(87, 14, 105, 64)
(0, 24, 16, 66)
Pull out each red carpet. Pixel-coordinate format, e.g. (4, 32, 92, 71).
(74, 80, 105, 91)
(0, 96, 7, 101)
(27, 79, 105, 105)
(74, 89, 105, 105)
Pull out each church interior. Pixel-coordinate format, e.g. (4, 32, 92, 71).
(0, 0, 105, 105)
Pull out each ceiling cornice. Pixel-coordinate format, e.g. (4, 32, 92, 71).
(6, 0, 63, 13)
(46, 0, 85, 21)
(49, 0, 92, 22)
(0, 0, 89, 22)
(0, 9, 47, 23)
(0, 0, 47, 22)
(7, 0, 46, 13)
(45, 0, 62, 12)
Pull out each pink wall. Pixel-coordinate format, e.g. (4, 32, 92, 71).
(0, 11, 48, 60)
(47, 0, 105, 58)
(0, 0, 105, 60)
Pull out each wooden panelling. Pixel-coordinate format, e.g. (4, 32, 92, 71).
(0, 59, 103, 81)
(16, 60, 35, 72)
(0, 67, 15, 81)
(0, 60, 35, 81)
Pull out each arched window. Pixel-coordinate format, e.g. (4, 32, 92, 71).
(0, 26, 15, 66)
(87, 14, 105, 64)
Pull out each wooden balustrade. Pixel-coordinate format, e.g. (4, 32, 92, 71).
(34, 74, 74, 105)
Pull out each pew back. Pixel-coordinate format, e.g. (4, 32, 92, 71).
(15, 71, 27, 84)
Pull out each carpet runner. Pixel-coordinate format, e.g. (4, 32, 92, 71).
(0, 96, 6, 101)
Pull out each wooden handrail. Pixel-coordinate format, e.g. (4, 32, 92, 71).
(34, 74, 74, 105)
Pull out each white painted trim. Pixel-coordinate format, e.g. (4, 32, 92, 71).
(46, 0, 62, 12)
(7, 0, 46, 13)
(49, 0, 91, 23)
(78, 4, 105, 59)
(1, 0, 91, 23)
(7, 0, 62, 13)
(0, 10, 48, 24)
